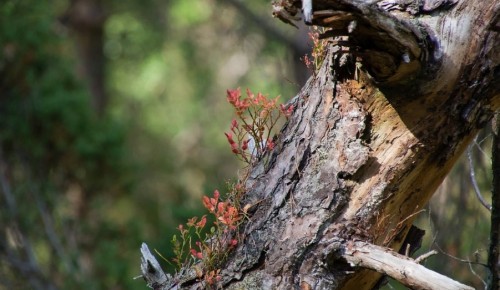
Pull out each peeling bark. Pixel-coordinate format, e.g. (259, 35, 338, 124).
(141, 0, 500, 289)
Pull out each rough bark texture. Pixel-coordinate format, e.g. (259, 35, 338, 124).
(141, 0, 500, 289)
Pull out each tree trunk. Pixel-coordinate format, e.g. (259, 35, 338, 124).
(489, 113, 500, 290)
(61, 0, 107, 117)
(141, 0, 500, 289)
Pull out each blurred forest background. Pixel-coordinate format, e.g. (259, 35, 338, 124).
(0, 0, 494, 289)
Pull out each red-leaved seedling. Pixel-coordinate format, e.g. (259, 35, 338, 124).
(167, 88, 293, 287)
(224, 88, 293, 164)
(303, 26, 328, 74)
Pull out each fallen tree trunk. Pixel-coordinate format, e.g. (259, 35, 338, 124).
(141, 0, 500, 289)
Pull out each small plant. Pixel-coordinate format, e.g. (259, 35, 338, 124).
(225, 88, 293, 164)
(303, 26, 328, 74)
(170, 188, 241, 286)
(166, 88, 293, 287)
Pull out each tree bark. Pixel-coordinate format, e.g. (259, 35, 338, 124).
(141, 0, 500, 289)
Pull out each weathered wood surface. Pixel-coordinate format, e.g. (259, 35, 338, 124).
(342, 242, 473, 290)
(141, 0, 499, 289)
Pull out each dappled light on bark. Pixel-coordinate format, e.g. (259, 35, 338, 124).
(141, 0, 499, 289)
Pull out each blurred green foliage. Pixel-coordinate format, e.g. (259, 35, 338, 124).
(0, 0, 297, 289)
(0, 0, 494, 289)
(0, 1, 128, 289)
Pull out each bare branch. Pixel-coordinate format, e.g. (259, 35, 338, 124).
(414, 250, 438, 264)
(2, 225, 56, 290)
(0, 149, 57, 290)
(34, 192, 75, 274)
(342, 242, 474, 290)
(467, 139, 492, 211)
(0, 150, 17, 216)
(433, 242, 487, 267)
(432, 241, 488, 287)
(140, 243, 171, 289)
(474, 135, 491, 158)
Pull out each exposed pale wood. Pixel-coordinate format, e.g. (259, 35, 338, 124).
(140, 243, 171, 289)
(140, 0, 500, 289)
(342, 242, 474, 290)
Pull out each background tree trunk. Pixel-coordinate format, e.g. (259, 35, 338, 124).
(61, 0, 107, 117)
(489, 114, 500, 290)
(141, 0, 500, 289)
